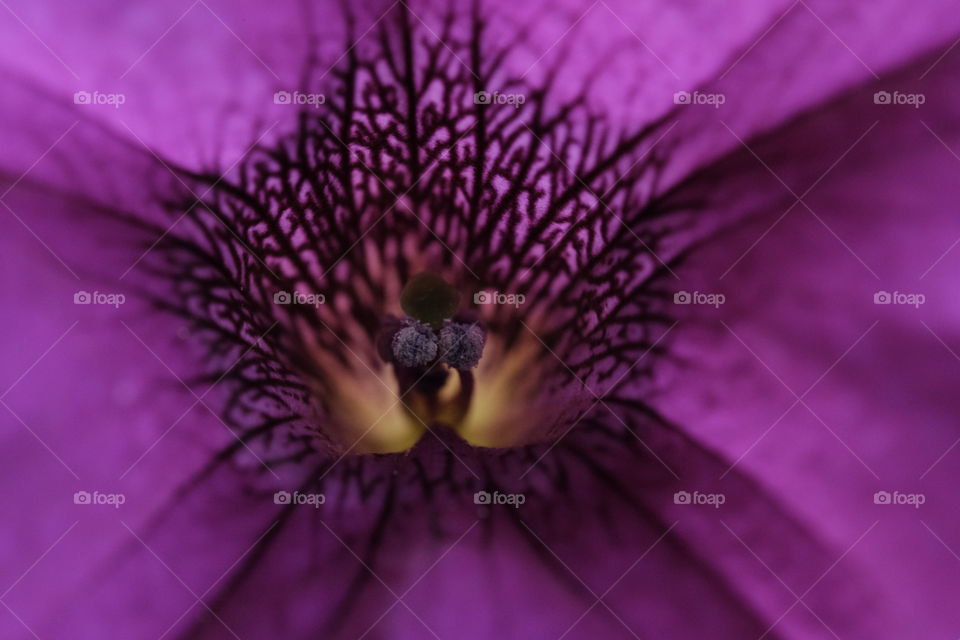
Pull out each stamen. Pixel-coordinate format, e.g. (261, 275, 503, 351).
(391, 320, 439, 367)
(439, 321, 485, 370)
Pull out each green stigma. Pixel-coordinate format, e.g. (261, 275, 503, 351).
(400, 272, 461, 328)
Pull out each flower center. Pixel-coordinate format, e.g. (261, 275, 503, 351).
(376, 272, 487, 436)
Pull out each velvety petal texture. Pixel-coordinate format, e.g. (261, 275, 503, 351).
(2, 1, 960, 639)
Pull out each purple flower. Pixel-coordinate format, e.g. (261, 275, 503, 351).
(2, 1, 960, 639)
